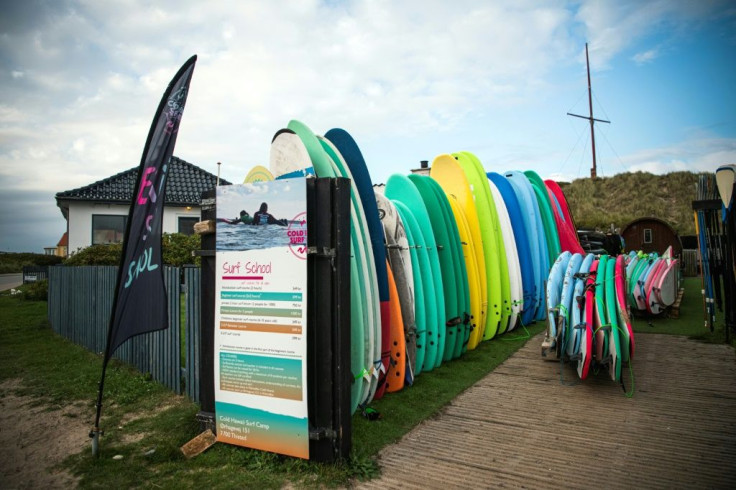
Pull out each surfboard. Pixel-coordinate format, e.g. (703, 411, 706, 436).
(269, 128, 312, 179)
(393, 200, 435, 373)
(409, 174, 461, 361)
(604, 257, 622, 381)
(285, 120, 371, 413)
(655, 259, 679, 307)
(525, 170, 561, 263)
(558, 253, 583, 357)
(544, 251, 571, 358)
(645, 258, 667, 314)
(386, 175, 445, 370)
(570, 254, 595, 360)
(383, 192, 426, 377)
(324, 129, 392, 400)
(594, 254, 610, 363)
(614, 254, 634, 363)
(446, 194, 482, 352)
(544, 180, 585, 255)
(318, 135, 382, 403)
(431, 155, 488, 347)
(425, 176, 471, 358)
(454, 152, 506, 338)
(244, 165, 274, 183)
(634, 256, 659, 311)
(489, 172, 536, 327)
(582, 257, 599, 379)
(385, 259, 406, 393)
(488, 177, 523, 332)
(374, 191, 417, 385)
(506, 171, 549, 322)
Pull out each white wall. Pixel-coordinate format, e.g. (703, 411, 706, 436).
(66, 202, 201, 256)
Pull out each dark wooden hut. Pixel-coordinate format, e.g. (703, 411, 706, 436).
(621, 217, 682, 257)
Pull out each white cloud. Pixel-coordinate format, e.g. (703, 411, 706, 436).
(0, 0, 733, 251)
(623, 137, 736, 174)
(632, 47, 660, 65)
(575, 0, 731, 69)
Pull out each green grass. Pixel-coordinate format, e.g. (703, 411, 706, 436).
(0, 289, 544, 488)
(632, 276, 735, 347)
(2, 274, 731, 488)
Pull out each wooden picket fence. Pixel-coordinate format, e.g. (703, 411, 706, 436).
(47, 265, 202, 402)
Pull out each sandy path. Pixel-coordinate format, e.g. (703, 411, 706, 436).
(0, 380, 87, 489)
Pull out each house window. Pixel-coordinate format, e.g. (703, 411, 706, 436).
(643, 228, 653, 244)
(92, 215, 127, 245)
(178, 217, 199, 236)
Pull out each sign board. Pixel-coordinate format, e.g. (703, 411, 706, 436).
(214, 179, 309, 459)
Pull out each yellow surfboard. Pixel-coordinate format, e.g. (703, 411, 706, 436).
(455, 151, 510, 338)
(446, 194, 484, 350)
(243, 165, 274, 183)
(431, 154, 487, 347)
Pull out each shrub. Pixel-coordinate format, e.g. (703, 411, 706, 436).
(63, 233, 200, 267)
(0, 253, 63, 273)
(21, 279, 48, 301)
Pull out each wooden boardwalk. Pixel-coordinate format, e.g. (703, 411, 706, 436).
(357, 333, 736, 489)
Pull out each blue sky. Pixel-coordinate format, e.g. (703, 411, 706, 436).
(0, 0, 734, 252)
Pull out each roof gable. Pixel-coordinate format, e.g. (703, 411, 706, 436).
(55, 156, 231, 206)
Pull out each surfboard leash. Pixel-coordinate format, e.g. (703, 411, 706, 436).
(613, 323, 635, 398)
(555, 304, 579, 387)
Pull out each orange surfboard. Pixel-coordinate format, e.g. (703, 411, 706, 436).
(386, 259, 407, 393)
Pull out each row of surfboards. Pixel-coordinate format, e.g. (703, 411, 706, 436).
(627, 247, 681, 315)
(253, 121, 586, 414)
(544, 252, 632, 382)
(543, 246, 680, 382)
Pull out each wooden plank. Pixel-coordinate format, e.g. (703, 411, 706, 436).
(180, 429, 217, 459)
(357, 333, 736, 489)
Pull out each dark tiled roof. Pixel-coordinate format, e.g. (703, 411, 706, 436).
(55, 156, 230, 206)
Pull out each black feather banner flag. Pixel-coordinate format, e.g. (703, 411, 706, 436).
(91, 55, 197, 455)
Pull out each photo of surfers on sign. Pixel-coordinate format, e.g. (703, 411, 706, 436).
(213, 179, 310, 459)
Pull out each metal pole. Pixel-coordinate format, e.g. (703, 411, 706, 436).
(586, 43, 597, 179)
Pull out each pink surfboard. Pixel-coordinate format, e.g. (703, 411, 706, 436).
(614, 255, 635, 361)
(583, 258, 599, 379)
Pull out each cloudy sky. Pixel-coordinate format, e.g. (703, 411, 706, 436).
(1, 0, 734, 252)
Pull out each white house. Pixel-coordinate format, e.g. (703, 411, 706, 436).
(55, 157, 229, 256)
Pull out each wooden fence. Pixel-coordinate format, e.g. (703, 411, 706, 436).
(47, 265, 201, 402)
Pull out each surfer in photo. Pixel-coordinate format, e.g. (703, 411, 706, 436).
(220, 210, 252, 224)
(252, 202, 286, 226)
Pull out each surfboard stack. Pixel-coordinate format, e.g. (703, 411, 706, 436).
(626, 247, 681, 316)
(544, 252, 635, 382)
(244, 120, 586, 414)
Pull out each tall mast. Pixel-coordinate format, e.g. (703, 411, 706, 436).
(568, 42, 610, 179)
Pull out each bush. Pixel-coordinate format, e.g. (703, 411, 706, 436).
(21, 279, 48, 301)
(63, 233, 200, 267)
(162, 233, 201, 267)
(0, 253, 63, 274)
(64, 244, 123, 266)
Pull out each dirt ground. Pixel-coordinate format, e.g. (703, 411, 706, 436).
(0, 379, 87, 489)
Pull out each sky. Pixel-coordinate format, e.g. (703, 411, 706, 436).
(1, 0, 734, 252)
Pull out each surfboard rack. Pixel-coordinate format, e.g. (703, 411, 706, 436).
(195, 178, 352, 463)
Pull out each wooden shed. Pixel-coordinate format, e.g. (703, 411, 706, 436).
(622, 216, 682, 257)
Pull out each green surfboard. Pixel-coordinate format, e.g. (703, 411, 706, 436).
(604, 257, 622, 382)
(388, 178, 444, 371)
(319, 136, 382, 404)
(425, 177, 471, 358)
(409, 174, 461, 361)
(286, 120, 371, 412)
(393, 201, 430, 374)
(524, 170, 561, 263)
(453, 152, 506, 339)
